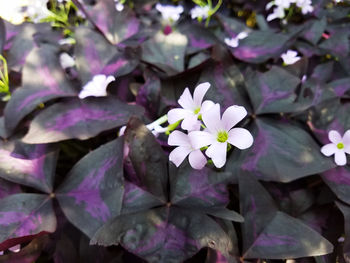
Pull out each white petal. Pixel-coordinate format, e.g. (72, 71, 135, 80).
(321, 143, 338, 156)
(343, 130, 350, 145)
(227, 128, 253, 149)
(202, 103, 223, 133)
(178, 88, 195, 110)
(167, 108, 192, 124)
(181, 114, 200, 131)
(335, 151, 347, 166)
(329, 130, 342, 144)
(222, 105, 247, 131)
(188, 149, 207, 169)
(206, 141, 227, 168)
(237, 32, 248, 40)
(168, 130, 190, 146)
(169, 146, 192, 167)
(188, 131, 215, 149)
(200, 100, 215, 114)
(193, 82, 210, 106)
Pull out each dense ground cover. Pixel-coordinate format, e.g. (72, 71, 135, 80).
(0, 0, 350, 262)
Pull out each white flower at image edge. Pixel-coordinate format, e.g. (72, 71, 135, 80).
(190, 5, 210, 20)
(189, 104, 253, 168)
(167, 82, 214, 131)
(224, 32, 248, 48)
(78, 75, 115, 99)
(281, 50, 301, 65)
(267, 5, 285, 21)
(156, 3, 184, 22)
(321, 130, 350, 166)
(168, 130, 207, 169)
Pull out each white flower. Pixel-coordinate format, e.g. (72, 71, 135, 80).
(321, 130, 350, 166)
(267, 5, 286, 21)
(168, 130, 207, 169)
(167, 82, 214, 131)
(25, 0, 51, 23)
(156, 3, 184, 22)
(115, 0, 124, 12)
(224, 32, 249, 48)
(78, 75, 115, 99)
(281, 50, 301, 65)
(296, 0, 313, 14)
(189, 104, 253, 168)
(190, 5, 210, 20)
(59, 53, 75, 69)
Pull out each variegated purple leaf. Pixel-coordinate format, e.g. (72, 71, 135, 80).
(6, 23, 55, 70)
(121, 182, 164, 215)
(245, 66, 304, 114)
(0, 178, 21, 200)
(0, 18, 4, 54)
(56, 138, 124, 238)
(74, 26, 118, 84)
(91, 206, 235, 263)
(238, 174, 333, 259)
(178, 23, 217, 54)
(170, 164, 231, 208)
(335, 202, 350, 261)
(243, 212, 333, 259)
(4, 44, 77, 136)
(124, 117, 168, 202)
(328, 78, 350, 97)
(0, 142, 57, 193)
(321, 167, 350, 205)
(320, 32, 349, 58)
(0, 194, 56, 252)
(22, 97, 144, 144)
(77, 0, 139, 45)
(238, 173, 278, 253)
(0, 117, 7, 139)
(198, 61, 250, 110)
(228, 118, 335, 183)
(232, 31, 290, 63)
(0, 235, 49, 263)
(301, 17, 327, 45)
(206, 249, 232, 263)
(141, 30, 188, 75)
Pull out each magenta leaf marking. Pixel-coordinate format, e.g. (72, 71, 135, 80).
(47, 106, 121, 132)
(254, 233, 296, 247)
(323, 167, 350, 185)
(67, 157, 117, 222)
(0, 211, 43, 237)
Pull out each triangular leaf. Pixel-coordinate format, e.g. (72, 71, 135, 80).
(22, 97, 144, 144)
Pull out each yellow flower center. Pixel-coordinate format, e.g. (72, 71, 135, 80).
(194, 107, 201, 114)
(217, 131, 228, 143)
(337, 142, 345, 150)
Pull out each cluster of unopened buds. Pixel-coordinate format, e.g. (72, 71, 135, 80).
(167, 82, 254, 169)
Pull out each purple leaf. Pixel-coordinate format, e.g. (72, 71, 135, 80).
(22, 97, 144, 144)
(0, 178, 21, 200)
(170, 165, 231, 208)
(0, 194, 56, 251)
(232, 31, 290, 63)
(74, 26, 118, 84)
(0, 18, 4, 53)
(91, 207, 235, 262)
(228, 118, 335, 183)
(321, 167, 350, 205)
(124, 117, 168, 202)
(4, 44, 77, 135)
(335, 202, 350, 261)
(141, 30, 188, 75)
(78, 0, 139, 45)
(320, 32, 349, 58)
(301, 18, 327, 45)
(0, 142, 57, 193)
(57, 138, 125, 238)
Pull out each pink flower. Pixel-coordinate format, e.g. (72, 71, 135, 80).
(321, 130, 350, 166)
(167, 82, 214, 131)
(168, 130, 207, 169)
(189, 104, 253, 168)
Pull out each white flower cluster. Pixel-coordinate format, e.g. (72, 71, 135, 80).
(224, 32, 249, 48)
(167, 82, 253, 169)
(0, 0, 50, 24)
(266, 0, 314, 21)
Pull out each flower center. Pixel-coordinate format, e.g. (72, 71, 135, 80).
(217, 131, 228, 143)
(337, 142, 345, 150)
(194, 107, 201, 114)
